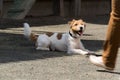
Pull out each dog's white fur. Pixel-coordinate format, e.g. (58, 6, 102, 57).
(24, 19, 94, 55)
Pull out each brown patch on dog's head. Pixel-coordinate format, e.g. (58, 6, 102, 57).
(68, 19, 86, 37)
(57, 33, 63, 40)
(68, 19, 76, 26)
(46, 32, 54, 37)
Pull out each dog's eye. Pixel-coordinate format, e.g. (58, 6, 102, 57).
(74, 24, 78, 26)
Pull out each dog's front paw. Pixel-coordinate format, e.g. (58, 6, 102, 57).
(86, 51, 97, 56)
(84, 49, 95, 54)
(81, 50, 95, 56)
(82, 52, 90, 55)
(88, 51, 95, 54)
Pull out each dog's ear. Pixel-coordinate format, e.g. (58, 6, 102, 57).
(79, 19, 86, 24)
(72, 19, 76, 21)
(78, 19, 83, 22)
(79, 19, 86, 27)
(68, 19, 76, 26)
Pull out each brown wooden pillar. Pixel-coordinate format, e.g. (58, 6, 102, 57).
(0, 0, 3, 17)
(74, 0, 81, 17)
(70, 0, 81, 17)
(53, 0, 60, 16)
(60, 0, 64, 17)
(53, 0, 64, 17)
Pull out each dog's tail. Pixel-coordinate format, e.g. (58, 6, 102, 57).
(23, 23, 38, 42)
(23, 23, 31, 38)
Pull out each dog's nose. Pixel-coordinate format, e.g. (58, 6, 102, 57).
(80, 27, 83, 30)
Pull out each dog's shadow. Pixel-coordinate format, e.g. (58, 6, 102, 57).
(81, 39, 104, 51)
(0, 32, 104, 63)
(97, 70, 120, 75)
(0, 32, 70, 63)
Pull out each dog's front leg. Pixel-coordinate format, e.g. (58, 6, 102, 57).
(67, 49, 89, 55)
(79, 41, 95, 54)
(79, 41, 86, 51)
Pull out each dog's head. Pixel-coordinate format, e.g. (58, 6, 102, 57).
(69, 19, 86, 38)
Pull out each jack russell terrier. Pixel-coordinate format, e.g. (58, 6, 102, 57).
(23, 19, 94, 55)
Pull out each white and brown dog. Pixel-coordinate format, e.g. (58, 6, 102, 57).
(23, 19, 94, 55)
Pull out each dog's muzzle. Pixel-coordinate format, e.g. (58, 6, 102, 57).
(75, 30, 83, 36)
(76, 27, 84, 36)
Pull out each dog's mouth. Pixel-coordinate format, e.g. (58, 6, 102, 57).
(75, 30, 83, 36)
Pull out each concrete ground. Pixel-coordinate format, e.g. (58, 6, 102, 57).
(0, 16, 120, 80)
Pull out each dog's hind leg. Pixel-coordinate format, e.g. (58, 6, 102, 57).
(36, 35, 51, 51)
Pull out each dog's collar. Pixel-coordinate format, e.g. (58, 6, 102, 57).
(69, 31, 77, 38)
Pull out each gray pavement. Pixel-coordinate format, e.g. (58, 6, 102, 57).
(0, 18, 120, 80)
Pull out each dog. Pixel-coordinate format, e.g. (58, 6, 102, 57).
(23, 19, 94, 55)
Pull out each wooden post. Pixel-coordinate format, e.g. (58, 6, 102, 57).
(53, 0, 60, 16)
(70, 0, 81, 17)
(60, 0, 64, 17)
(109, 0, 111, 13)
(0, 0, 3, 17)
(53, 0, 64, 17)
(74, 0, 81, 17)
